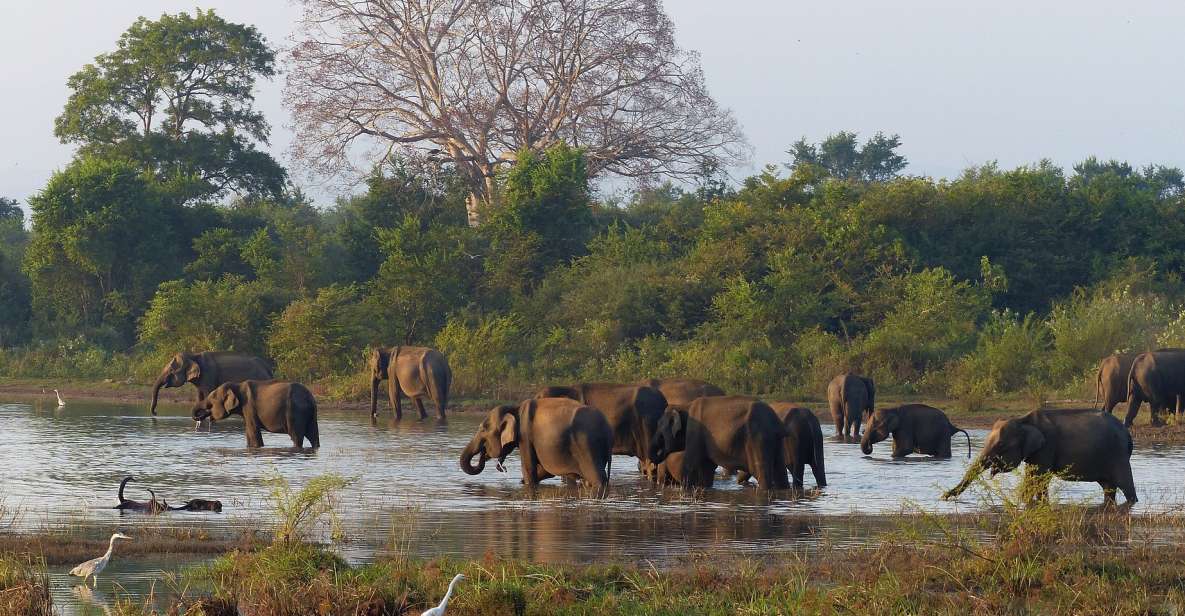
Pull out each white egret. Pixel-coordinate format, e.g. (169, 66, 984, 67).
(69, 533, 131, 586)
(421, 573, 466, 616)
(54, 389, 65, 407)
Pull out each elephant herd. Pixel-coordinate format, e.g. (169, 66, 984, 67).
(147, 348, 1143, 509)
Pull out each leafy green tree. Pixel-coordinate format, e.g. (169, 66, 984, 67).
(0, 199, 32, 346)
(138, 275, 284, 354)
(266, 284, 373, 380)
(54, 9, 283, 202)
(23, 156, 189, 342)
(788, 131, 907, 182)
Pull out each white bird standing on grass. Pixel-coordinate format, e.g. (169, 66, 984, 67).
(69, 533, 131, 586)
(421, 573, 466, 616)
(54, 389, 65, 407)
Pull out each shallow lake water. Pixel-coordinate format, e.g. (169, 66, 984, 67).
(1, 396, 1182, 613)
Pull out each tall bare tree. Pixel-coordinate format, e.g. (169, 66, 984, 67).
(287, 0, 748, 225)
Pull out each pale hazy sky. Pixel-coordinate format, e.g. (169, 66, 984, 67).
(3, 1, 1184, 212)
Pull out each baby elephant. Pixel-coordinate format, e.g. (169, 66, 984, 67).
(194, 380, 320, 448)
(655, 451, 686, 486)
(861, 404, 970, 459)
(459, 398, 614, 493)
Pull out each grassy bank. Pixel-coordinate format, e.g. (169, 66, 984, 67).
(11, 507, 1185, 615)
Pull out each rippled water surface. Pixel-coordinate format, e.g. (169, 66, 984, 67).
(2, 397, 1182, 614)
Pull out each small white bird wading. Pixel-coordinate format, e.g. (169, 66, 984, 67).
(54, 389, 65, 407)
(421, 573, 466, 616)
(69, 533, 131, 586)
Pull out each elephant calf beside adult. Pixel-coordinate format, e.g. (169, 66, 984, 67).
(369, 346, 452, 420)
(767, 403, 827, 489)
(649, 395, 790, 490)
(459, 398, 614, 493)
(827, 373, 875, 442)
(943, 408, 1136, 508)
(193, 380, 320, 449)
(861, 404, 970, 459)
(150, 351, 274, 416)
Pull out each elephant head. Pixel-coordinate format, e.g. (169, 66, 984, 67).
(943, 414, 1046, 499)
(860, 408, 899, 455)
(459, 404, 520, 475)
(193, 383, 244, 423)
(368, 347, 392, 414)
(648, 406, 689, 464)
(151, 353, 201, 415)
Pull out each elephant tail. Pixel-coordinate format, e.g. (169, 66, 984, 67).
(954, 427, 972, 458)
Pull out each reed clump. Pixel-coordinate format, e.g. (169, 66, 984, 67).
(0, 554, 51, 616)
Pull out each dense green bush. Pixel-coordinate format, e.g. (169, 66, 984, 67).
(267, 285, 374, 381)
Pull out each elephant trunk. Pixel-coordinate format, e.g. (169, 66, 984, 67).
(150, 376, 167, 416)
(860, 430, 874, 455)
(942, 458, 985, 500)
(459, 437, 488, 475)
(370, 376, 380, 416)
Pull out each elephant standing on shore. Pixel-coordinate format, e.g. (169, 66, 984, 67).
(943, 408, 1136, 508)
(648, 395, 790, 490)
(150, 352, 273, 416)
(193, 380, 320, 448)
(1095, 353, 1138, 415)
(459, 398, 613, 493)
(768, 403, 827, 489)
(535, 383, 668, 471)
(636, 378, 725, 406)
(369, 346, 452, 419)
(827, 374, 875, 442)
(860, 404, 971, 459)
(1125, 349, 1185, 427)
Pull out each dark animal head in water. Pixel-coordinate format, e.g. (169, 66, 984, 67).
(174, 499, 223, 513)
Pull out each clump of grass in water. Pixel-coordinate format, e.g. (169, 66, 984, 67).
(0, 555, 51, 616)
(265, 469, 353, 544)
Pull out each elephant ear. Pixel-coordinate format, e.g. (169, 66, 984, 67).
(1019, 424, 1046, 460)
(499, 411, 519, 448)
(223, 386, 241, 411)
(883, 411, 900, 432)
(185, 358, 202, 382)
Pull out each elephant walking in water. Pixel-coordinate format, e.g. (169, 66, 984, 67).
(149, 352, 273, 416)
(194, 380, 320, 449)
(369, 346, 452, 419)
(860, 404, 971, 459)
(943, 408, 1136, 508)
(459, 398, 613, 493)
(827, 373, 875, 442)
(649, 395, 790, 490)
(535, 383, 668, 477)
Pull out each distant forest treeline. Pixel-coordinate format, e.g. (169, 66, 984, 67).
(3, 9, 1185, 405)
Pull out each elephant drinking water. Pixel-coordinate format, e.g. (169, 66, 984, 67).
(149, 352, 273, 416)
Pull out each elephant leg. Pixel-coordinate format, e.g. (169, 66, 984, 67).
(938, 437, 952, 459)
(413, 396, 429, 420)
(387, 378, 402, 420)
(1151, 402, 1165, 427)
(1116, 465, 1138, 508)
(1099, 482, 1117, 507)
(890, 437, 912, 459)
(790, 461, 805, 490)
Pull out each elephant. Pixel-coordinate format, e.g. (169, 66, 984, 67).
(1125, 349, 1185, 427)
(767, 403, 827, 489)
(193, 380, 320, 448)
(636, 378, 726, 406)
(827, 373, 875, 442)
(655, 451, 686, 486)
(1095, 353, 1138, 414)
(648, 395, 790, 490)
(860, 404, 971, 459)
(535, 383, 668, 472)
(943, 408, 1136, 508)
(150, 352, 273, 416)
(459, 398, 613, 492)
(369, 346, 452, 419)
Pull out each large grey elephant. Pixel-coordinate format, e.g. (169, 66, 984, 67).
(648, 395, 790, 490)
(193, 380, 320, 448)
(943, 408, 1136, 507)
(860, 404, 970, 459)
(768, 403, 827, 489)
(827, 373, 875, 442)
(369, 346, 452, 419)
(636, 378, 725, 406)
(535, 383, 668, 470)
(150, 352, 273, 416)
(459, 398, 613, 493)
(1125, 349, 1185, 427)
